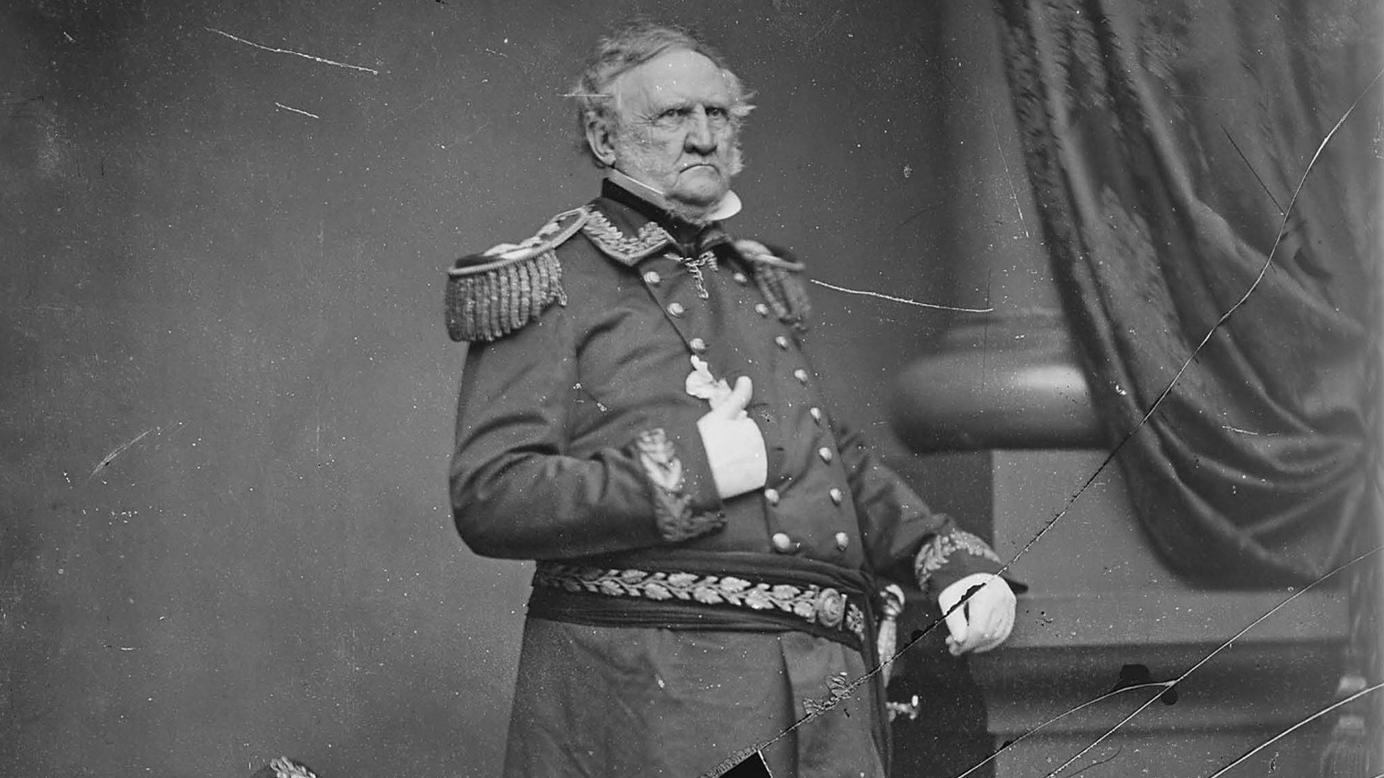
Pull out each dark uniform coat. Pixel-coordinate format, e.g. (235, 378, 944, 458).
(447, 182, 1004, 777)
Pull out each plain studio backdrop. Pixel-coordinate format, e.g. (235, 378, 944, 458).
(4, 1, 1076, 775)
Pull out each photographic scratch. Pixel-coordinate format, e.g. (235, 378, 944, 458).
(1063, 746, 1123, 777)
(1035, 545, 1382, 778)
(89, 427, 156, 479)
(442, 121, 492, 150)
(274, 102, 320, 120)
(894, 200, 946, 230)
(988, 106, 1030, 239)
(944, 546, 1381, 777)
(1221, 424, 1270, 436)
(1136, 65, 1383, 437)
(1220, 125, 1284, 213)
(943, 70, 1384, 777)
(204, 27, 380, 76)
(951, 683, 1168, 777)
(736, 60, 1384, 778)
(1204, 679, 1384, 777)
(976, 63, 1384, 608)
(382, 94, 438, 130)
(809, 279, 994, 313)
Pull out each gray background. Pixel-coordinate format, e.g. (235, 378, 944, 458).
(2, 1, 1036, 774)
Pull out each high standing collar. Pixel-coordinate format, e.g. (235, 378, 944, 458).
(583, 177, 740, 266)
(601, 172, 741, 247)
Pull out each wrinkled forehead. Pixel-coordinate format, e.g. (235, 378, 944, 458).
(611, 48, 736, 115)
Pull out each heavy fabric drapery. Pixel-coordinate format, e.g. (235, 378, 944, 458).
(993, 0, 1381, 587)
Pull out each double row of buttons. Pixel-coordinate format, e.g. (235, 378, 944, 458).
(762, 328, 852, 555)
(644, 262, 754, 353)
(645, 254, 853, 558)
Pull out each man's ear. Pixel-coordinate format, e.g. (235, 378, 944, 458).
(585, 116, 617, 167)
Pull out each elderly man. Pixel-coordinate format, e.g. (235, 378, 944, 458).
(445, 23, 1016, 777)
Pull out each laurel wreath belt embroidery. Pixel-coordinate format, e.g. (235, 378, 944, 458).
(532, 563, 867, 642)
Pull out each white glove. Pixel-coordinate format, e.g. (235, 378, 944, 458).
(937, 573, 1016, 656)
(696, 376, 767, 499)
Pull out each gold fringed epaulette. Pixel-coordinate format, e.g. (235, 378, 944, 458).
(445, 208, 589, 342)
(735, 239, 811, 330)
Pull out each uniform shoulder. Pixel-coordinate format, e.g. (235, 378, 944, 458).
(444, 207, 589, 342)
(733, 238, 806, 272)
(733, 238, 811, 330)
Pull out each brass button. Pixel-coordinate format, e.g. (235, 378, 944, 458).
(771, 532, 795, 553)
(643, 270, 661, 285)
(667, 302, 686, 317)
(809, 407, 823, 423)
(818, 447, 833, 463)
(754, 303, 770, 317)
(793, 369, 810, 384)
(764, 488, 780, 506)
(834, 531, 850, 551)
(774, 335, 790, 349)
(689, 337, 707, 353)
(733, 271, 749, 285)
(829, 488, 843, 505)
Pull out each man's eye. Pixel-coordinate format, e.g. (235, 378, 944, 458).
(707, 106, 728, 118)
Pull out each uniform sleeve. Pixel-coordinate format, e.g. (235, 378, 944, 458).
(449, 302, 727, 561)
(831, 415, 1005, 596)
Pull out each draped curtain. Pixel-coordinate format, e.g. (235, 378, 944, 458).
(992, 0, 1381, 587)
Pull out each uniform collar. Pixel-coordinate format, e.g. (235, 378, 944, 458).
(587, 177, 738, 266)
(602, 169, 742, 226)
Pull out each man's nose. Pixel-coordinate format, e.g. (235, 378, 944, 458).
(684, 107, 717, 153)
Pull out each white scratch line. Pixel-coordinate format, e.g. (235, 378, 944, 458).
(1207, 680, 1384, 778)
(1221, 424, 1266, 436)
(988, 106, 1030, 239)
(274, 101, 320, 119)
(1038, 545, 1383, 778)
(205, 27, 379, 75)
(809, 279, 994, 313)
(90, 427, 155, 478)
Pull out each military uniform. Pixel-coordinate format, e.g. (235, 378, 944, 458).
(446, 181, 1005, 777)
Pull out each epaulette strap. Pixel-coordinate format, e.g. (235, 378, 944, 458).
(445, 250, 567, 342)
(444, 208, 588, 342)
(735, 239, 811, 330)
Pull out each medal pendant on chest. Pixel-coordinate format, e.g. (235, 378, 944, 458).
(682, 250, 719, 299)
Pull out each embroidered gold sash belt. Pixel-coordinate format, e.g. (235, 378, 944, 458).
(528, 556, 871, 651)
